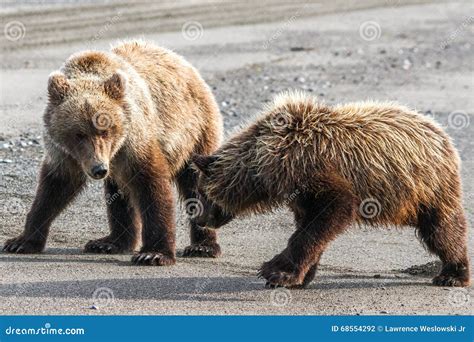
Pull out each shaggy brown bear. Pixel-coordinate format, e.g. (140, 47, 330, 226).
(193, 91, 470, 288)
(3, 40, 224, 264)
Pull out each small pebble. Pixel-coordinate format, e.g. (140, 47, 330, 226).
(403, 59, 412, 70)
(290, 47, 305, 52)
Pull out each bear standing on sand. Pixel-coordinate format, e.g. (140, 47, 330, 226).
(193, 91, 470, 288)
(3, 40, 224, 264)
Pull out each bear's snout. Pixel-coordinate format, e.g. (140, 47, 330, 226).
(90, 163, 109, 180)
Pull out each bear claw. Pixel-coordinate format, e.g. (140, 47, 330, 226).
(131, 252, 175, 266)
(3, 236, 43, 254)
(84, 239, 126, 254)
(432, 274, 470, 287)
(261, 271, 302, 288)
(182, 243, 221, 258)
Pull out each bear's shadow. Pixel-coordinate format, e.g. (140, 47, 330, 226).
(0, 249, 428, 302)
(0, 276, 426, 302)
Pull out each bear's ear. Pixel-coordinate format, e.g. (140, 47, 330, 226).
(192, 154, 218, 176)
(104, 71, 127, 100)
(48, 71, 70, 105)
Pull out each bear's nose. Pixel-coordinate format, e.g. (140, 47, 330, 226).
(91, 164, 108, 179)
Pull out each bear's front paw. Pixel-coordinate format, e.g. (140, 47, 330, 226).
(131, 252, 176, 266)
(432, 274, 470, 287)
(260, 271, 302, 288)
(258, 257, 304, 288)
(182, 243, 221, 258)
(2, 236, 44, 254)
(84, 238, 128, 254)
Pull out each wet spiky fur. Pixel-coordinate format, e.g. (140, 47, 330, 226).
(196, 91, 470, 288)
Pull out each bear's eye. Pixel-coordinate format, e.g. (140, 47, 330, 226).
(76, 133, 86, 140)
(99, 131, 109, 138)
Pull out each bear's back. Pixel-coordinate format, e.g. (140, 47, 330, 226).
(110, 41, 222, 175)
(251, 93, 461, 225)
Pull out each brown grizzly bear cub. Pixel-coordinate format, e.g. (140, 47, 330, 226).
(3, 40, 224, 265)
(193, 91, 470, 288)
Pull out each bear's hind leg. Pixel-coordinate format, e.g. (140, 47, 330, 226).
(417, 205, 470, 287)
(259, 185, 356, 288)
(84, 179, 138, 254)
(176, 164, 221, 258)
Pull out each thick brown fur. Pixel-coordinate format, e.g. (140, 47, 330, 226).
(194, 91, 470, 287)
(3, 40, 224, 264)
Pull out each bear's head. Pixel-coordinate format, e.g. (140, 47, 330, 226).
(192, 154, 235, 229)
(44, 70, 129, 180)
